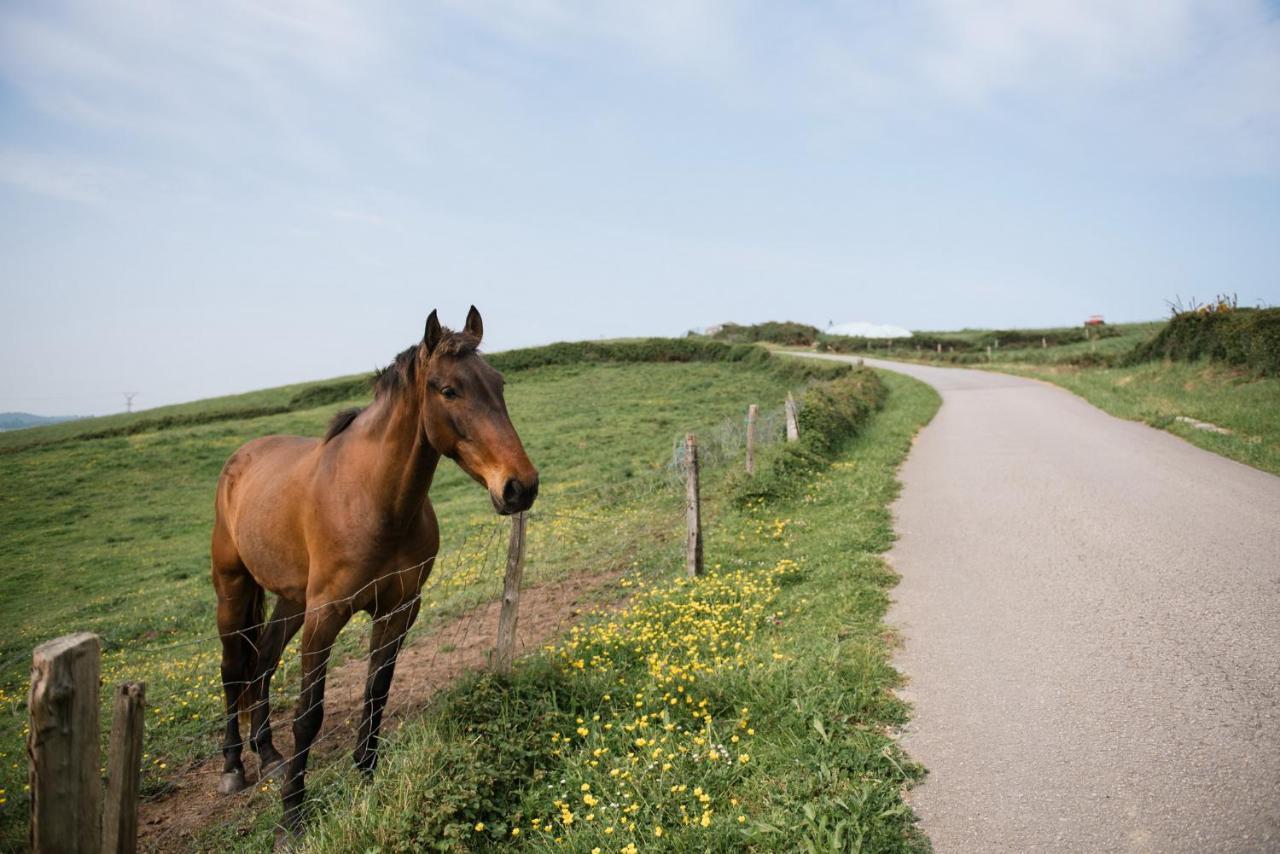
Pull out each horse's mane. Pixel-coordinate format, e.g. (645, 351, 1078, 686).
(322, 329, 480, 443)
(323, 408, 362, 442)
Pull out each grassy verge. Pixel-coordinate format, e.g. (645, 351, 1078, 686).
(0, 344, 840, 848)
(990, 360, 1280, 476)
(192, 369, 941, 852)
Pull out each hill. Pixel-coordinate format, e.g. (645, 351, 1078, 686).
(0, 412, 85, 431)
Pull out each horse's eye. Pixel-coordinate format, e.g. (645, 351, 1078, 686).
(441, 386, 458, 400)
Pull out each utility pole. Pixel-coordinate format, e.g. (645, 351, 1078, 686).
(122, 392, 137, 413)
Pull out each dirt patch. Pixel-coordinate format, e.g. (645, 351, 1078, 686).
(137, 569, 624, 852)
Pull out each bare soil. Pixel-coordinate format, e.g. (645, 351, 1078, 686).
(137, 569, 623, 852)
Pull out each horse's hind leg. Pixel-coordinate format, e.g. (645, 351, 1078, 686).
(212, 541, 264, 795)
(354, 597, 421, 775)
(248, 596, 304, 779)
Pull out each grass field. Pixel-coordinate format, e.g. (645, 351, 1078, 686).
(186, 369, 941, 852)
(0, 352, 836, 849)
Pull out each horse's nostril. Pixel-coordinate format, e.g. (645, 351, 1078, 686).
(503, 478, 522, 507)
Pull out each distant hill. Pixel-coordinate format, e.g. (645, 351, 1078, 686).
(0, 412, 87, 431)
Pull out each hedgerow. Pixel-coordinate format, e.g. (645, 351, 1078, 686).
(1127, 306, 1280, 376)
(486, 338, 847, 384)
(705, 321, 821, 347)
(734, 367, 887, 506)
(815, 325, 1118, 355)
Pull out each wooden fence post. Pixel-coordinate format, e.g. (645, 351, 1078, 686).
(936, 342, 942, 354)
(1041, 337, 1047, 349)
(102, 682, 145, 854)
(745, 404, 758, 475)
(784, 393, 800, 442)
(494, 511, 527, 674)
(683, 434, 703, 577)
(28, 632, 101, 854)
(986, 345, 993, 361)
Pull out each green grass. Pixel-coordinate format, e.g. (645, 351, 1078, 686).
(184, 369, 941, 851)
(0, 354, 828, 849)
(991, 360, 1280, 476)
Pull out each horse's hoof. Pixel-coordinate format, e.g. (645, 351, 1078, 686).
(260, 758, 288, 783)
(273, 825, 299, 852)
(218, 770, 248, 794)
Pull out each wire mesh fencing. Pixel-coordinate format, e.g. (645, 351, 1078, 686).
(22, 393, 806, 849)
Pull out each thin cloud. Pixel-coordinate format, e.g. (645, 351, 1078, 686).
(0, 149, 124, 205)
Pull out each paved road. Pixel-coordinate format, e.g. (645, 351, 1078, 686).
(824, 356, 1280, 852)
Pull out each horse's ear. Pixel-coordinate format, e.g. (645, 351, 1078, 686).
(464, 305, 483, 343)
(424, 309, 442, 354)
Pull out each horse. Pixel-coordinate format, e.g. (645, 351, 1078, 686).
(209, 306, 538, 834)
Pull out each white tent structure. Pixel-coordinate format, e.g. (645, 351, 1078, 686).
(827, 321, 913, 339)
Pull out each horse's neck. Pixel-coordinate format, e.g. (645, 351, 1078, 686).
(354, 392, 441, 523)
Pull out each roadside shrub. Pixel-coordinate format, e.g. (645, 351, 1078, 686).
(1128, 306, 1280, 376)
(707, 321, 821, 346)
(735, 368, 887, 505)
(816, 334, 956, 354)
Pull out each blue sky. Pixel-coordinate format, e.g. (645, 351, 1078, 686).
(2, 1, 1278, 414)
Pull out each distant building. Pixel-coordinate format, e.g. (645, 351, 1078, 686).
(1085, 315, 1105, 326)
(828, 321, 913, 338)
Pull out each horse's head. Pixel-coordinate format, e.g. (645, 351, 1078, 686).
(419, 306, 539, 515)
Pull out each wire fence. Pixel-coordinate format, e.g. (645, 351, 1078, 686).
(22, 393, 806, 850)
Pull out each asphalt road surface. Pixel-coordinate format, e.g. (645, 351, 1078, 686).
(821, 356, 1280, 853)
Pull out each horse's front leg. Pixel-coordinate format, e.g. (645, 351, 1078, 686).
(280, 604, 348, 836)
(354, 597, 422, 775)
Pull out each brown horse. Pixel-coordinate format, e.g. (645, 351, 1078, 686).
(210, 306, 538, 833)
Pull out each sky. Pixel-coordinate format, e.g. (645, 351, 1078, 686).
(1, 1, 1278, 414)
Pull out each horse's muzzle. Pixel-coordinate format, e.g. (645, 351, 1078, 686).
(494, 474, 539, 515)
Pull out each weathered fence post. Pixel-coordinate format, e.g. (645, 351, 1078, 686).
(745, 404, 758, 476)
(936, 342, 942, 354)
(683, 433, 703, 577)
(784, 393, 800, 442)
(986, 345, 993, 361)
(494, 511, 527, 674)
(28, 632, 101, 854)
(102, 682, 145, 854)
(1041, 337, 1047, 349)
